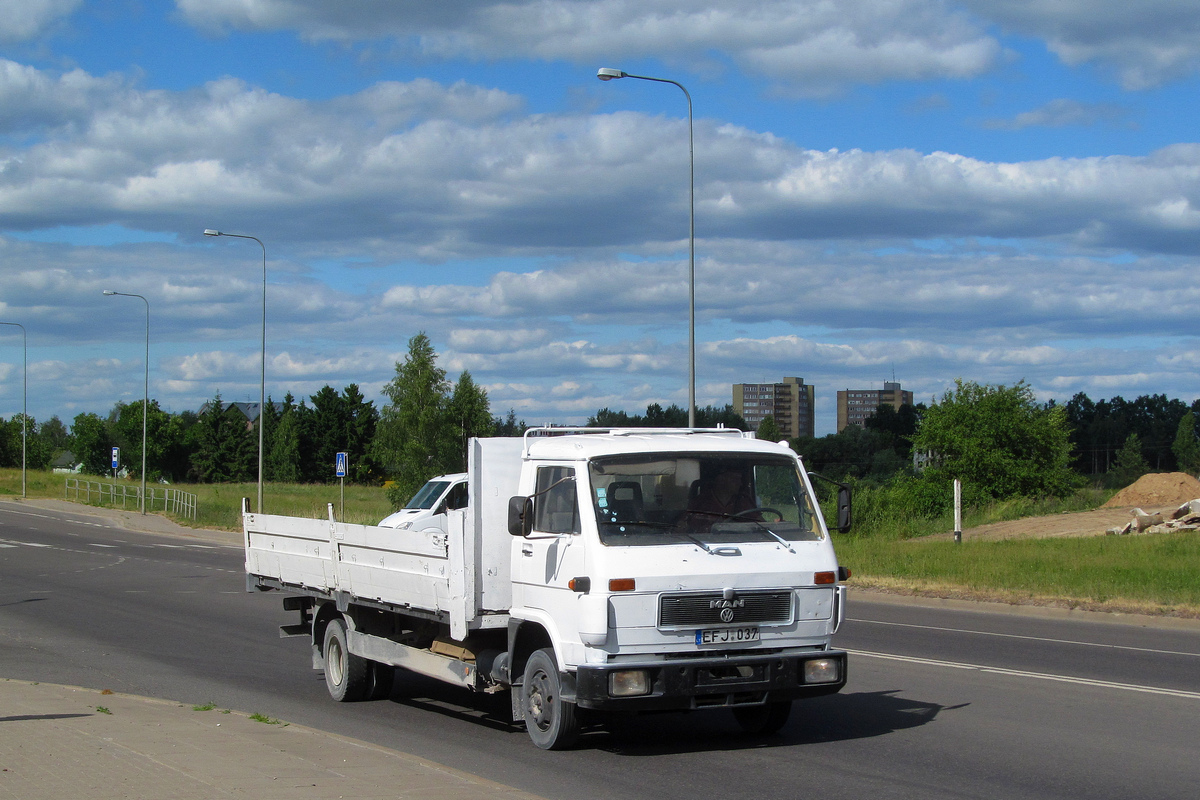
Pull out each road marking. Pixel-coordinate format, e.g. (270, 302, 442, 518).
(88, 543, 118, 548)
(847, 617, 1200, 659)
(0, 543, 15, 548)
(847, 649, 1200, 700)
(0, 539, 52, 548)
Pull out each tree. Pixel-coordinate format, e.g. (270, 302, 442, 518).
(37, 416, 70, 460)
(342, 384, 380, 484)
(444, 371, 494, 472)
(111, 400, 179, 481)
(1110, 432, 1150, 487)
(70, 412, 113, 475)
(587, 403, 748, 430)
(911, 379, 1076, 504)
(755, 416, 782, 442)
(374, 333, 452, 505)
(1172, 411, 1200, 476)
(494, 408, 527, 437)
(189, 393, 256, 483)
(268, 399, 302, 484)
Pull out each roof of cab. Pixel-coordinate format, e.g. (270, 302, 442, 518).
(520, 428, 794, 461)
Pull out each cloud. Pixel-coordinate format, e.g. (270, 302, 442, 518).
(967, 0, 1200, 89)
(175, 0, 1002, 95)
(980, 98, 1131, 131)
(7, 60, 1200, 260)
(0, 0, 80, 43)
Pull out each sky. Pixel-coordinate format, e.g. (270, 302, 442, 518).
(3, 1, 1200, 437)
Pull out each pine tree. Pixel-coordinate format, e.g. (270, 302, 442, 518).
(1172, 411, 1200, 475)
(374, 333, 451, 505)
(444, 370, 494, 472)
(1110, 432, 1149, 487)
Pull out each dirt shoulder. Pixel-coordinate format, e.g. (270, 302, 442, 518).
(927, 506, 1140, 542)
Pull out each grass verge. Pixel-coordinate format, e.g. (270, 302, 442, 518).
(0, 467, 394, 530)
(835, 529, 1200, 617)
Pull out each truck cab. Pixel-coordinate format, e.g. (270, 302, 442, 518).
(505, 429, 849, 748)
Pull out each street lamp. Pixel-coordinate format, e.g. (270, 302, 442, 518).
(597, 67, 696, 428)
(0, 322, 26, 497)
(204, 229, 267, 513)
(103, 291, 149, 514)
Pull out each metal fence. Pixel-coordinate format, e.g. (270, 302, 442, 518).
(64, 479, 198, 520)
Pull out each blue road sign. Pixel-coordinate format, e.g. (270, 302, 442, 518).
(111, 446, 120, 470)
(335, 452, 348, 478)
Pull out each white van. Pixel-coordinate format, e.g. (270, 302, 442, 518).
(378, 473, 468, 531)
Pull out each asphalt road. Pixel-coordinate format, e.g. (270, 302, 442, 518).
(2, 500, 1199, 800)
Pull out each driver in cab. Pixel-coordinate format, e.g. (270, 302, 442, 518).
(681, 465, 760, 532)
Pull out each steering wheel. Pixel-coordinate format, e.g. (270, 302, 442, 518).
(731, 507, 784, 521)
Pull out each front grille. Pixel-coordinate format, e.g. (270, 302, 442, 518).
(659, 590, 793, 628)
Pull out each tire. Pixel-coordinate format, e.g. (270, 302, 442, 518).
(732, 700, 792, 735)
(323, 618, 369, 702)
(368, 661, 395, 700)
(521, 648, 580, 750)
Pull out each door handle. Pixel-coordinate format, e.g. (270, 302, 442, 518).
(521, 542, 534, 557)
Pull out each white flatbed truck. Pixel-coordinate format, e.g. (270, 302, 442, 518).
(244, 427, 851, 749)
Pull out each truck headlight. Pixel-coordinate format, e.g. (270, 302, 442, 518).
(609, 669, 650, 696)
(803, 658, 841, 684)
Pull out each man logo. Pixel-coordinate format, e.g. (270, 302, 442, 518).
(711, 595, 744, 623)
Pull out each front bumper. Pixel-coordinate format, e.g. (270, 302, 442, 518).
(573, 650, 847, 712)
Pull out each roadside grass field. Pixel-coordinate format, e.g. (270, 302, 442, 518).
(834, 532, 1200, 616)
(0, 468, 395, 529)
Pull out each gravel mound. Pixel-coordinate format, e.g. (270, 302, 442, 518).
(1102, 472, 1200, 509)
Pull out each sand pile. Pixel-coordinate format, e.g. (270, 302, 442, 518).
(1102, 472, 1200, 509)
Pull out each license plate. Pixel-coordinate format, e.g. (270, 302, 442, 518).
(696, 626, 759, 645)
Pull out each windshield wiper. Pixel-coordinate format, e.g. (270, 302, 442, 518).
(688, 510, 796, 553)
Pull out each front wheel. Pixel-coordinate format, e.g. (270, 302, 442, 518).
(521, 648, 580, 750)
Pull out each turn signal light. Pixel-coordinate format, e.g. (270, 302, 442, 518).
(609, 578, 636, 592)
(814, 571, 836, 585)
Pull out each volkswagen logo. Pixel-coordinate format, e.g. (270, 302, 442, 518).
(719, 607, 736, 623)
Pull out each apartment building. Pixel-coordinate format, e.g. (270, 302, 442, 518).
(836, 381, 914, 432)
(732, 376, 815, 439)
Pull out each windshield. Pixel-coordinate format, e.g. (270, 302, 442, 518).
(589, 452, 822, 546)
(404, 480, 450, 510)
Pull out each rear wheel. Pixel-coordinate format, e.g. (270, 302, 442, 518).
(732, 700, 792, 735)
(323, 618, 369, 702)
(368, 661, 395, 700)
(521, 648, 580, 750)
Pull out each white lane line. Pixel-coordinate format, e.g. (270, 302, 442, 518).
(848, 649, 1200, 700)
(847, 617, 1200, 659)
(88, 543, 118, 548)
(0, 543, 15, 548)
(0, 539, 53, 547)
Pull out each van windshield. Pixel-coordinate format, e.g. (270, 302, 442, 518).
(589, 453, 823, 546)
(404, 480, 450, 510)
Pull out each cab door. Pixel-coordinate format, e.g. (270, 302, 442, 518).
(511, 465, 587, 641)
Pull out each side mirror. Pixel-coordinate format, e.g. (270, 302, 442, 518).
(836, 485, 852, 533)
(508, 496, 534, 537)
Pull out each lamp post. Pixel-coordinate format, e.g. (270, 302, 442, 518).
(102, 292, 149, 514)
(597, 67, 696, 428)
(0, 322, 26, 497)
(204, 229, 267, 513)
